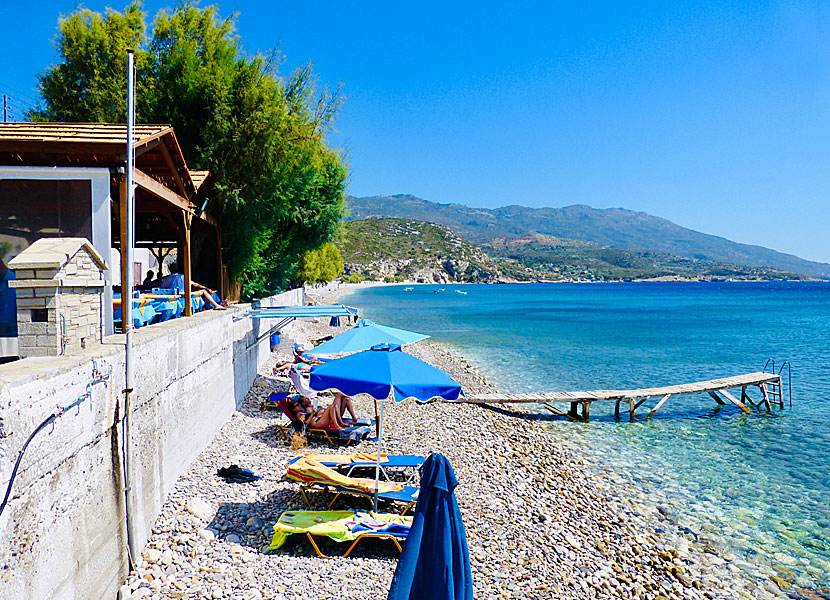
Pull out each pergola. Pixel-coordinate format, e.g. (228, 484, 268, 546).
(0, 123, 225, 316)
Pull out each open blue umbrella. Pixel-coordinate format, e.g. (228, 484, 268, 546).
(387, 453, 474, 600)
(308, 343, 461, 402)
(306, 319, 429, 356)
(309, 344, 464, 509)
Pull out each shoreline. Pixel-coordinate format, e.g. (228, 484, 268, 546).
(118, 289, 786, 600)
(317, 285, 788, 599)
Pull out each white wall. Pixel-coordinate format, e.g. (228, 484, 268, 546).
(0, 287, 303, 600)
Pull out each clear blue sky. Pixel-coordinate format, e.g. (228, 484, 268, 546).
(2, 1, 829, 262)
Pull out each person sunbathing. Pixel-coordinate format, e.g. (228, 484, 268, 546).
(286, 392, 358, 430)
(273, 346, 324, 374)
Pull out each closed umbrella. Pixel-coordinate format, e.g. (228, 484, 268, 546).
(308, 344, 463, 510)
(306, 319, 429, 356)
(387, 453, 473, 600)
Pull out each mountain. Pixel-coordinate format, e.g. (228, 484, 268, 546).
(346, 195, 830, 279)
(337, 218, 504, 283)
(487, 233, 804, 282)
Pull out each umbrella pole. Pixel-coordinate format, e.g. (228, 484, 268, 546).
(374, 398, 385, 513)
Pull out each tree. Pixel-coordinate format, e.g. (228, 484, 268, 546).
(297, 242, 344, 285)
(32, 3, 347, 298)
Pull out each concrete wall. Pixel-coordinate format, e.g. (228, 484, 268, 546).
(0, 288, 303, 600)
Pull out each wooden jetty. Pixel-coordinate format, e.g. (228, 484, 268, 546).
(463, 372, 786, 422)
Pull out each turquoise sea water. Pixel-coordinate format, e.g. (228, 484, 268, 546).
(342, 282, 830, 587)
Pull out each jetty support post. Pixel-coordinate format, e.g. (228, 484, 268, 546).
(717, 389, 753, 414)
(646, 394, 671, 419)
(614, 400, 621, 419)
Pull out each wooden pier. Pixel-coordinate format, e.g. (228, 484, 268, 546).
(463, 372, 786, 422)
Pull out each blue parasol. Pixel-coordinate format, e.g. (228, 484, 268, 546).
(387, 453, 474, 600)
(306, 319, 429, 356)
(309, 344, 464, 510)
(308, 343, 461, 402)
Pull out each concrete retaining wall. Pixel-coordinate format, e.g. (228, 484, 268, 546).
(0, 288, 303, 600)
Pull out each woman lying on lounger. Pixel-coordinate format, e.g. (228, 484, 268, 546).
(273, 346, 325, 374)
(287, 392, 359, 430)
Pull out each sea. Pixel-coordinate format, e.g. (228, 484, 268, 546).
(341, 281, 830, 588)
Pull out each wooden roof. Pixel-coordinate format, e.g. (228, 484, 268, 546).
(0, 122, 200, 201)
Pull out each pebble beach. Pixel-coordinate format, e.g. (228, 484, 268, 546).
(119, 289, 791, 600)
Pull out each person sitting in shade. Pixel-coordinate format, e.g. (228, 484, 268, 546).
(141, 269, 156, 291)
(160, 261, 225, 310)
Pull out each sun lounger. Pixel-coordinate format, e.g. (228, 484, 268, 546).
(264, 393, 372, 446)
(288, 453, 425, 483)
(286, 457, 420, 514)
(268, 510, 412, 558)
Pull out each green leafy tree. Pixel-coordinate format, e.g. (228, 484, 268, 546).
(297, 242, 343, 285)
(31, 3, 347, 298)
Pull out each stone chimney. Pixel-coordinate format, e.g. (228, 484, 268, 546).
(8, 238, 108, 358)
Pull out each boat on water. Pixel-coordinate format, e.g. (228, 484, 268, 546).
(456, 290, 467, 295)
(404, 287, 414, 291)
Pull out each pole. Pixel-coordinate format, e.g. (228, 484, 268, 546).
(373, 398, 385, 513)
(3, 95, 6, 122)
(122, 50, 137, 567)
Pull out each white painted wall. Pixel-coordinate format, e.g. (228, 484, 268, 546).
(0, 287, 303, 600)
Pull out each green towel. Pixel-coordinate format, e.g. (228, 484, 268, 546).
(268, 510, 412, 551)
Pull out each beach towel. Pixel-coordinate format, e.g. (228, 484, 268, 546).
(300, 453, 390, 465)
(287, 457, 404, 494)
(269, 510, 413, 551)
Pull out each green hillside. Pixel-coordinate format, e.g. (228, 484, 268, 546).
(337, 218, 503, 283)
(346, 194, 830, 279)
(487, 234, 804, 281)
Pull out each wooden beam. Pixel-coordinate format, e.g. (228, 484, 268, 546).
(709, 391, 727, 406)
(719, 389, 753, 414)
(614, 400, 621, 419)
(159, 142, 189, 198)
(182, 210, 193, 317)
(135, 168, 191, 212)
(629, 399, 636, 422)
(647, 394, 671, 419)
(542, 402, 579, 422)
(759, 384, 772, 412)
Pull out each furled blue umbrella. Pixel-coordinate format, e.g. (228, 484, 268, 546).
(387, 453, 474, 600)
(306, 319, 429, 356)
(309, 344, 463, 509)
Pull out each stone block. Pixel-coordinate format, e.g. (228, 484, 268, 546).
(14, 269, 35, 279)
(19, 322, 48, 336)
(35, 287, 58, 298)
(19, 346, 51, 357)
(17, 297, 47, 309)
(64, 263, 78, 276)
(35, 268, 60, 280)
(15, 288, 34, 298)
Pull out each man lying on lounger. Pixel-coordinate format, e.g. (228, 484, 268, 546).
(285, 391, 359, 430)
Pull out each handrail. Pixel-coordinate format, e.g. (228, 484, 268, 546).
(763, 358, 775, 374)
(778, 361, 792, 408)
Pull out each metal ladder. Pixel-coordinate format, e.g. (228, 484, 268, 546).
(762, 359, 792, 409)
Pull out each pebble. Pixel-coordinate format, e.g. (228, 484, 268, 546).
(116, 292, 787, 600)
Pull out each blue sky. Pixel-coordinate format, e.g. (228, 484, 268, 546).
(2, 1, 829, 262)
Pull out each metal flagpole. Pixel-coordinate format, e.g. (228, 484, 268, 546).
(123, 49, 137, 566)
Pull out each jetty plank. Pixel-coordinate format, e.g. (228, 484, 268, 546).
(461, 372, 782, 415)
